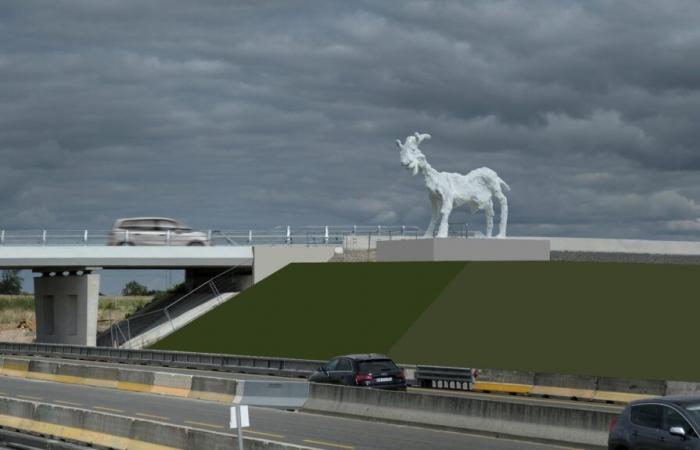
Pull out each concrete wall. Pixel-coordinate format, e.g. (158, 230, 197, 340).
(253, 246, 337, 283)
(377, 238, 551, 262)
(34, 273, 99, 346)
(0, 396, 314, 450)
(303, 383, 614, 448)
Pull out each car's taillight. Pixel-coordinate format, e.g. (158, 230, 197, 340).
(609, 416, 618, 432)
(354, 373, 373, 385)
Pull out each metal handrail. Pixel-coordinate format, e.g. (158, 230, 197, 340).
(0, 225, 422, 247)
(101, 266, 239, 347)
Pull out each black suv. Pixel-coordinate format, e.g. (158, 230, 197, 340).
(609, 395, 700, 449)
(309, 354, 406, 390)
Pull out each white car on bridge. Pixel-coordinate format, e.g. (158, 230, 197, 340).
(108, 217, 210, 246)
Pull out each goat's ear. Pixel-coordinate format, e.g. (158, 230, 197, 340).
(395, 139, 402, 148)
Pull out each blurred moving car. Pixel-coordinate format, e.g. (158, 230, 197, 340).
(609, 395, 700, 449)
(309, 354, 406, 390)
(108, 217, 210, 246)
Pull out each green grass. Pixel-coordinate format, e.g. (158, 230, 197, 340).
(151, 262, 464, 358)
(0, 295, 152, 329)
(0, 295, 34, 311)
(151, 261, 700, 382)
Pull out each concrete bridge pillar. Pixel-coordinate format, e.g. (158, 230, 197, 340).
(33, 269, 100, 346)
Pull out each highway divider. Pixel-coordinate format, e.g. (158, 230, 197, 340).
(0, 356, 237, 404)
(0, 396, 317, 450)
(302, 383, 615, 448)
(468, 368, 670, 404)
(233, 380, 310, 408)
(1, 341, 698, 405)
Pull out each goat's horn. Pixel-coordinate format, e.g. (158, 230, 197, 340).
(395, 139, 402, 148)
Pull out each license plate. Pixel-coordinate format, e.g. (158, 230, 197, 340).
(375, 377, 392, 382)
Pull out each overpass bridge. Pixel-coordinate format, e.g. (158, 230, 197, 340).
(3, 226, 699, 349)
(0, 226, 404, 348)
(0, 244, 342, 348)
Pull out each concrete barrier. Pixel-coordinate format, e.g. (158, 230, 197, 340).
(189, 376, 237, 403)
(234, 380, 310, 408)
(0, 357, 30, 378)
(472, 368, 662, 404)
(0, 357, 237, 404)
(303, 383, 614, 448)
(0, 396, 317, 450)
(666, 381, 700, 395)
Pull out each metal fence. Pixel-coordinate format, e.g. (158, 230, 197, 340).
(0, 226, 423, 247)
(0, 341, 322, 378)
(99, 266, 240, 348)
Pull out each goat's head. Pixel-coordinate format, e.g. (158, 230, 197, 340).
(396, 132, 430, 176)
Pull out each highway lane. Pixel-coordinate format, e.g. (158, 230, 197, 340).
(5, 355, 622, 414)
(0, 376, 579, 450)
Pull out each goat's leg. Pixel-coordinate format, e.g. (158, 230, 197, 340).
(424, 194, 440, 238)
(496, 191, 508, 238)
(484, 199, 494, 238)
(437, 197, 453, 238)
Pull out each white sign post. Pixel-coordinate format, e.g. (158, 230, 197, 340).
(230, 405, 250, 450)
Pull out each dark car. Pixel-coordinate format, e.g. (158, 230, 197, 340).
(309, 354, 406, 390)
(609, 395, 700, 449)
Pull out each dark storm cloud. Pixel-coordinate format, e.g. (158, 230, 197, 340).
(1, 0, 700, 240)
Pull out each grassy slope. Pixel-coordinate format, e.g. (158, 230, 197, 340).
(389, 261, 700, 381)
(151, 262, 465, 358)
(152, 261, 700, 381)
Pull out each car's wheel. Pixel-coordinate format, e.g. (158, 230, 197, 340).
(117, 241, 134, 246)
(187, 241, 205, 246)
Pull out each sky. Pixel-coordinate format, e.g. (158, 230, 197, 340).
(2, 1, 700, 290)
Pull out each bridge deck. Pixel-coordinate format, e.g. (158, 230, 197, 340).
(0, 246, 254, 269)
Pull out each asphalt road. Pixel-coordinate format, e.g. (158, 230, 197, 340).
(8, 355, 623, 414)
(0, 376, 580, 450)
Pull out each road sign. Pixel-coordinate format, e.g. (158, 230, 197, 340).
(230, 405, 250, 428)
(230, 405, 250, 450)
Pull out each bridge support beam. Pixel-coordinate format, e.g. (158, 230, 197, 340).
(33, 270, 100, 346)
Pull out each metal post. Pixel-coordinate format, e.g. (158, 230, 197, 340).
(248, 230, 252, 243)
(125, 230, 130, 243)
(42, 230, 47, 246)
(324, 226, 329, 244)
(83, 230, 88, 245)
(164, 309, 175, 331)
(352, 225, 356, 235)
(236, 404, 245, 450)
(286, 226, 291, 245)
(401, 225, 405, 236)
(207, 229, 212, 242)
(0, 230, 4, 246)
(166, 230, 171, 245)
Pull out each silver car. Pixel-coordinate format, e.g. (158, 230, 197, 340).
(108, 217, 210, 246)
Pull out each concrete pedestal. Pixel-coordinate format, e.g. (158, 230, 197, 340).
(34, 272, 99, 346)
(377, 238, 551, 262)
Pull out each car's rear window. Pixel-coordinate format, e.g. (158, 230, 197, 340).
(358, 359, 398, 373)
(683, 403, 700, 421)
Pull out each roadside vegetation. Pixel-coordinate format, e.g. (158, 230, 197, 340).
(0, 294, 152, 342)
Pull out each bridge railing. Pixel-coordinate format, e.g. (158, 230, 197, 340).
(0, 226, 423, 247)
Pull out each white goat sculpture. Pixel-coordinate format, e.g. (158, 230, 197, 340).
(396, 132, 510, 238)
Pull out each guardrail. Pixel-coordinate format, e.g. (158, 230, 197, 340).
(0, 342, 322, 378)
(415, 365, 474, 390)
(0, 225, 422, 247)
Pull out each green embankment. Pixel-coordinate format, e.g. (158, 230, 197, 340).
(152, 261, 700, 381)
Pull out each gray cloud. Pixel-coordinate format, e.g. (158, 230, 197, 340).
(1, 0, 700, 246)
